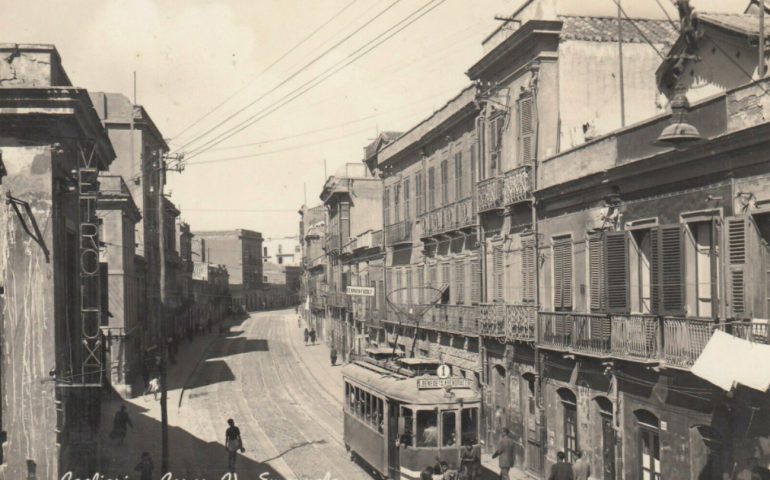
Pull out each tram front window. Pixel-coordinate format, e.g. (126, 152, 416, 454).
(400, 407, 414, 447)
(442, 411, 457, 447)
(461, 407, 479, 445)
(417, 410, 438, 447)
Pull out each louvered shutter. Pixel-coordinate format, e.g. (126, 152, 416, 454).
(455, 260, 465, 304)
(553, 238, 573, 310)
(417, 267, 424, 304)
(493, 246, 504, 302)
(605, 231, 629, 313)
(518, 96, 534, 165)
(406, 266, 413, 305)
(589, 233, 605, 312)
(383, 188, 390, 226)
(658, 225, 684, 316)
(725, 215, 764, 318)
(522, 236, 536, 303)
(471, 257, 481, 304)
(650, 227, 660, 314)
(429, 264, 437, 289)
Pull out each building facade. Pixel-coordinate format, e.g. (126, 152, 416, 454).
(300, 204, 327, 332)
(0, 44, 115, 478)
(193, 229, 263, 310)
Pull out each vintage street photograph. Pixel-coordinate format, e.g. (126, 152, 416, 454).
(0, 0, 769, 478)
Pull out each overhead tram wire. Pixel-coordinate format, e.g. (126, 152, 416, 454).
(172, 0, 404, 154)
(183, 0, 449, 162)
(170, 0, 359, 143)
(653, 0, 678, 30)
(183, 0, 444, 159)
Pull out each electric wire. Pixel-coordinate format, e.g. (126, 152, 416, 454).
(171, 0, 359, 142)
(608, 0, 667, 60)
(172, 0, 404, 154)
(182, 0, 449, 162)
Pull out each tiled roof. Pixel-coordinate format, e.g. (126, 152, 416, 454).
(699, 13, 770, 36)
(364, 131, 403, 160)
(559, 15, 678, 46)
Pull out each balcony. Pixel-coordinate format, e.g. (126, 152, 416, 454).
(385, 220, 412, 246)
(502, 165, 532, 205)
(538, 312, 613, 357)
(371, 230, 384, 249)
(327, 291, 351, 309)
(611, 314, 660, 361)
(342, 237, 357, 255)
(383, 304, 479, 335)
(661, 317, 712, 369)
(454, 196, 477, 229)
(422, 210, 444, 237)
(479, 304, 536, 341)
(420, 197, 477, 238)
(476, 176, 503, 212)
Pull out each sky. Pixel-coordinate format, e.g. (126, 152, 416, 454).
(2, 0, 747, 237)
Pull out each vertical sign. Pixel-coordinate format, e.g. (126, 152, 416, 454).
(79, 143, 102, 384)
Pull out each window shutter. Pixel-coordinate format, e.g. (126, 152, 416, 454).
(417, 268, 424, 304)
(383, 188, 390, 226)
(428, 167, 435, 210)
(394, 184, 400, 223)
(553, 238, 573, 310)
(429, 264, 437, 288)
(605, 231, 629, 313)
(658, 225, 684, 316)
(493, 246, 504, 302)
(588, 233, 605, 312)
(522, 236, 536, 304)
(415, 172, 423, 215)
(518, 96, 534, 164)
(471, 258, 481, 304)
(725, 215, 764, 318)
(455, 152, 463, 198)
(406, 266, 413, 305)
(404, 178, 411, 220)
(650, 227, 660, 314)
(455, 261, 465, 304)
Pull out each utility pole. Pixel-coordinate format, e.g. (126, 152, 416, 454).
(157, 150, 184, 474)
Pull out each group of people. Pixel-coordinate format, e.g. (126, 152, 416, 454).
(109, 405, 247, 477)
(416, 441, 481, 480)
(303, 327, 317, 345)
(491, 428, 591, 480)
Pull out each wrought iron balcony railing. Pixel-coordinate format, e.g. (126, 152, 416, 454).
(476, 176, 503, 212)
(479, 304, 536, 341)
(385, 220, 412, 246)
(502, 165, 532, 205)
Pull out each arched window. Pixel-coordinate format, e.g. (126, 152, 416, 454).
(558, 388, 578, 463)
(634, 410, 661, 480)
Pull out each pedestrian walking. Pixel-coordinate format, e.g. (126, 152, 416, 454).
(304, 328, 309, 345)
(572, 451, 590, 480)
(309, 328, 316, 345)
(330, 346, 338, 366)
(225, 418, 245, 472)
(109, 405, 133, 445)
(460, 439, 481, 480)
(134, 452, 154, 480)
(491, 427, 516, 479)
(548, 451, 574, 480)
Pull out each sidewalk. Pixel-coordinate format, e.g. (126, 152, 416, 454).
(288, 312, 345, 406)
(479, 452, 532, 480)
(99, 322, 225, 476)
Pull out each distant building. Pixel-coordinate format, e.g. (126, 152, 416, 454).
(193, 229, 263, 310)
(299, 204, 327, 324)
(262, 236, 301, 266)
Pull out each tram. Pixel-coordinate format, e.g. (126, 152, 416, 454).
(342, 356, 481, 480)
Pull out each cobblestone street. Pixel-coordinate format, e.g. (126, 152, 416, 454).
(99, 309, 371, 480)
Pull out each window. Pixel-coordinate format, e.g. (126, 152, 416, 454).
(659, 225, 684, 315)
(553, 236, 573, 311)
(470, 144, 477, 186)
(406, 267, 413, 305)
(589, 233, 606, 312)
(470, 258, 481, 304)
(403, 178, 411, 221)
(440, 160, 449, 204)
(461, 407, 478, 445)
(636, 410, 661, 480)
(455, 261, 465, 304)
(415, 172, 423, 215)
(522, 236, 536, 304)
(454, 152, 463, 198)
(394, 184, 401, 223)
(605, 231, 629, 313)
(401, 407, 414, 446)
(493, 245, 504, 302)
(442, 411, 457, 447)
(489, 115, 504, 177)
(629, 229, 654, 314)
(428, 167, 436, 210)
(518, 95, 534, 164)
(383, 188, 390, 226)
(684, 220, 716, 317)
(559, 389, 578, 463)
(416, 410, 438, 447)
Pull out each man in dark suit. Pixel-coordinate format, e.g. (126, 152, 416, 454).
(549, 451, 574, 480)
(492, 427, 516, 479)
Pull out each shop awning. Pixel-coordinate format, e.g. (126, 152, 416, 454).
(691, 329, 770, 392)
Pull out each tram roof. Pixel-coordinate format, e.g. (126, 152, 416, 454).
(342, 361, 480, 406)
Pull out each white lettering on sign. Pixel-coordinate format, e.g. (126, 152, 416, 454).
(416, 378, 474, 389)
(346, 286, 375, 296)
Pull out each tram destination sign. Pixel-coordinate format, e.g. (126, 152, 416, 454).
(417, 378, 474, 390)
(346, 286, 375, 296)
